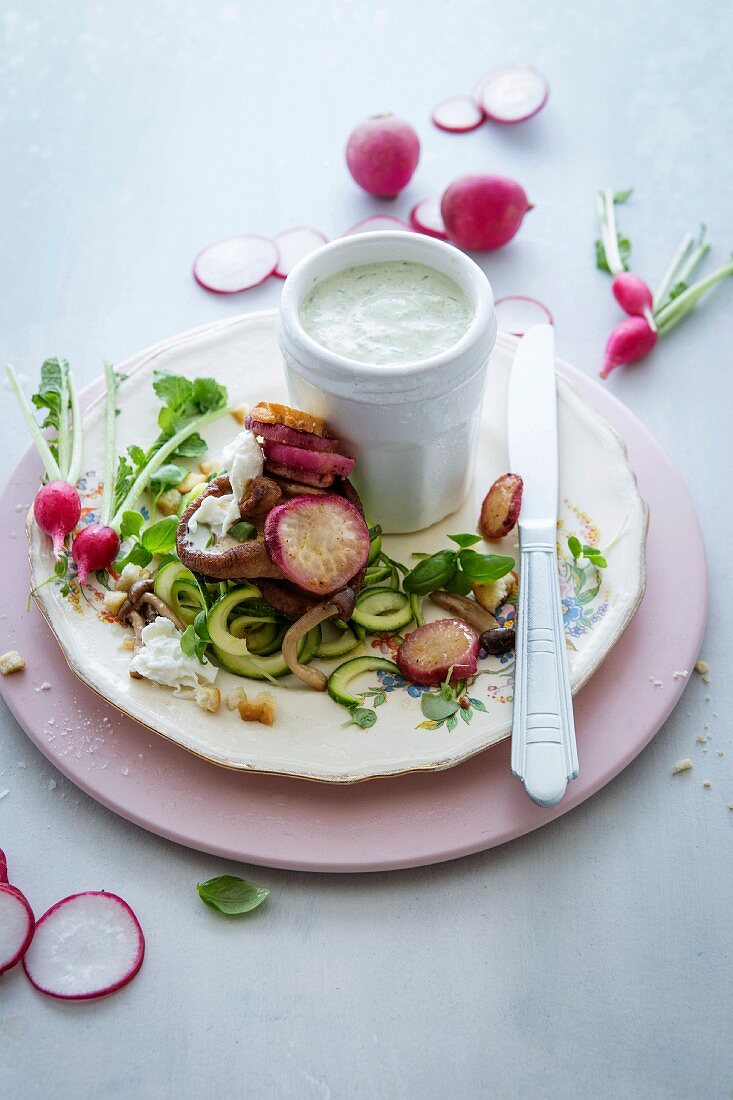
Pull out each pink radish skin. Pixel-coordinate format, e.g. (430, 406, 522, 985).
(264, 495, 370, 596)
(441, 175, 531, 251)
(246, 418, 338, 453)
(612, 273, 654, 317)
(344, 215, 413, 236)
(0, 849, 7, 884)
(474, 65, 549, 124)
(397, 618, 479, 686)
(193, 235, 279, 294)
(409, 198, 448, 240)
(261, 440, 355, 480)
(601, 316, 658, 379)
(346, 114, 420, 198)
(495, 296, 554, 337)
(0, 883, 35, 976)
(34, 481, 81, 559)
(431, 96, 485, 133)
(22, 891, 144, 1001)
(72, 524, 120, 586)
(273, 227, 328, 279)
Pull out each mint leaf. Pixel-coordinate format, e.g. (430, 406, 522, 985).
(197, 875, 269, 916)
(457, 549, 515, 583)
(141, 516, 178, 555)
(447, 533, 482, 548)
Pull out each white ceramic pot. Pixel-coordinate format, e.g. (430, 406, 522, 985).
(277, 231, 496, 533)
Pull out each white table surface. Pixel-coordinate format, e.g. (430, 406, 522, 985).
(1, 2, 731, 1097)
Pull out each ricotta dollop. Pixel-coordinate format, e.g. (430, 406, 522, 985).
(187, 429, 264, 542)
(129, 617, 218, 692)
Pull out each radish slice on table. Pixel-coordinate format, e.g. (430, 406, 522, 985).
(246, 418, 338, 453)
(397, 618, 479, 686)
(193, 235, 279, 294)
(431, 96, 485, 133)
(0, 884, 35, 976)
(343, 215, 413, 236)
(261, 440, 355, 480)
(22, 891, 144, 1000)
(495, 296, 553, 336)
(409, 198, 448, 240)
(273, 227, 328, 279)
(264, 495, 370, 596)
(474, 65, 549, 124)
(0, 848, 8, 884)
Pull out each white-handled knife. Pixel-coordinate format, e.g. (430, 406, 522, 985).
(507, 324, 578, 807)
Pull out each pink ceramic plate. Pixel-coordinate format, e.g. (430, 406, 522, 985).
(0, 323, 706, 872)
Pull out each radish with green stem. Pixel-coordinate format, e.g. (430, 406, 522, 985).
(5, 364, 63, 483)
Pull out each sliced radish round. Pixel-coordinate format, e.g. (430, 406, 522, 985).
(246, 417, 339, 453)
(495, 296, 553, 336)
(273, 227, 328, 279)
(409, 198, 448, 240)
(264, 495, 370, 596)
(0, 848, 7, 884)
(343, 215, 413, 236)
(473, 65, 549, 124)
(397, 618, 479, 686)
(261, 440, 355, 480)
(22, 891, 144, 1000)
(431, 96, 485, 133)
(193, 235, 279, 294)
(0, 884, 35, 976)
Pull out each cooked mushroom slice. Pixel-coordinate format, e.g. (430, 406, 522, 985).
(428, 590, 499, 633)
(282, 589, 357, 690)
(127, 610, 146, 679)
(239, 475, 282, 519)
(140, 593, 184, 631)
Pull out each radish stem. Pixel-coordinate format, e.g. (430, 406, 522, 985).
(67, 373, 83, 487)
(672, 227, 710, 291)
(99, 362, 118, 527)
(110, 406, 228, 531)
(655, 259, 733, 335)
(58, 363, 71, 480)
(653, 232, 693, 310)
(5, 364, 63, 482)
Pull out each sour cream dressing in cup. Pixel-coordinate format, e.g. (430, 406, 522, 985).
(277, 232, 496, 533)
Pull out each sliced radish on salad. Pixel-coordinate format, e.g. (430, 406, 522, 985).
(495, 296, 553, 336)
(0, 884, 35, 976)
(397, 618, 479, 685)
(246, 417, 338, 453)
(409, 198, 448, 240)
(264, 495, 370, 596)
(343, 215, 413, 236)
(193, 235, 279, 294)
(22, 891, 144, 1000)
(431, 96, 485, 133)
(273, 227, 328, 279)
(260, 440, 355, 480)
(264, 462, 337, 488)
(474, 65, 549, 124)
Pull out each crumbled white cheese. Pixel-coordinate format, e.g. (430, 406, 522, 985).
(188, 430, 263, 539)
(672, 758, 693, 775)
(130, 617, 217, 693)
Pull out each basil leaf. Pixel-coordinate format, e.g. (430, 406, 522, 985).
(115, 543, 153, 570)
(120, 510, 145, 540)
(197, 875, 269, 915)
(457, 549, 515, 583)
(180, 625, 198, 657)
(229, 520, 256, 542)
(567, 535, 582, 561)
(421, 693, 459, 722)
(141, 516, 178, 555)
(342, 707, 377, 729)
(447, 533, 482, 548)
(402, 550, 457, 595)
(193, 609, 211, 641)
(444, 570, 473, 596)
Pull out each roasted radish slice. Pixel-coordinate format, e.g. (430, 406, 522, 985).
(397, 619, 479, 685)
(273, 227, 328, 279)
(0, 883, 35, 975)
(246, 418, 338, 453)
(193, 235, 279, 294)
(248, 402, 329, 439)
(478, 473, 524, 540)
(431, 96, 485, 133)
(23, 891, 145, 1000)
(264, 495, 370, 596)
(265, 463, 336, 489)
(409, 198, 448, 240)
(261, 440, 355, 480)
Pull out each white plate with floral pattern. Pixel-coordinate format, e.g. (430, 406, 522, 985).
(28, 312, 647, 783)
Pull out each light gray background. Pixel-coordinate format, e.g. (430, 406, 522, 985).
(1, 2, 731, 1098)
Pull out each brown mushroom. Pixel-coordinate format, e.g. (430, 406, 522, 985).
(239, 475, 282, 518)
(140, 593, 184, 631)
(282, 588, 357, 689)
(428, 590, 499, 633)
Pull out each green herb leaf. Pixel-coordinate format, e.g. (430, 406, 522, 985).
(172, 433, 207, 458)
(149, 464, 185, 492)
(141, 516, 178, 555)
(115, 542, 153, 570)
(443, 570, 473, 596)
(180, 625, 198, 657)
(402, 550, 457, 595)
(342, 707, 378, 729)
(457, 549, 515, 583)
(421, 693, 460, 722)
(368, 524, 382, 540)
(447, 533, 482, 548)
(613, 188, 633, 204)
(567, 535, 582, 561)
(229, 520, 256, 542)
(153, 372, 193, 411)
(191, 377, 228, 414)
(197, 875, 269, 916)
(595, 235, 632, 273)
(120, 510, 145, 540)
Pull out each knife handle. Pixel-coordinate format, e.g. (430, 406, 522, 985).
(511, 523, 578, 807)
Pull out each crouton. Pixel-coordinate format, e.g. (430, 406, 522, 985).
(0, 651, 25, 675)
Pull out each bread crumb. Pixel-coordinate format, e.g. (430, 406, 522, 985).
(176, 471, 206, 494)
(198, 460, 218, 477)
(471, 570, 519, 614)
(728, 804, 733, 812)
(0, 651, 25, 675)
(237, 691, 277, 726)
(673, 670, 688, 681)
(703, 780, 712, 789)
(649, 678, 662, 688)
(120, 637, 135, 652)
(194, 684, 221, 714)
(103, 590, 127, 615)
(696, 734, 708, 743)
(225, 687, 247, 711)
(672, 758, 693, 774)
(116, 563, 144, 592)
(694, 659, 709, 675)
(230, 404, 249, 426)
(156, 488, 181, 517)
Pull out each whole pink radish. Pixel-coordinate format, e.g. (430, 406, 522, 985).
(612, 273, 654, 317)
(346, 114, 420, 198)
(33, 480, 81, 559)
(600, 316, 658, 379)
(72, 523, 120, 585)
(441, 174, 531, 251)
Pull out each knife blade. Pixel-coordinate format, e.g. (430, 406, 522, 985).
(507, 324, 578, 806)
